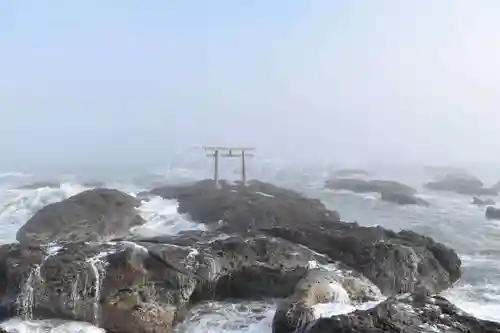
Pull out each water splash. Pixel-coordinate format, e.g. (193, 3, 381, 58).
(0, 317, 105, 333)
(18, 244, 63, 320)
(132, 196, 206, 237)
(18, 265, 41, 320)
(85, 250, 113, 325)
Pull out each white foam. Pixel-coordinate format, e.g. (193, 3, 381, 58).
(442, 282, 500, 322)
(18, 265, 41, 320)
(0, 183, 89, 244)
(132, 196, 206, 237)
(313, 299, 381, 318)
(174, 300, 276, 333)
(328, 282, 350, 304)
(0, 318, 105, 333)
(255, 192, 274, 198)
(85, 250, 115, 325)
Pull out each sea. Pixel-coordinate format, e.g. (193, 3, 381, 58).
(0, 156, 498, 333)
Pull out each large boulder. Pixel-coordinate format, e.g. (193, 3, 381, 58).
(16, 188, 145, 245)
(148, 179, 341, 234)
(325, 178, 416, 196)
(0, 232, 338, 333)
(424, 173, 497, 196)
(294, 291, 500, 333)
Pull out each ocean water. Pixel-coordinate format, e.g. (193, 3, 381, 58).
(0, 164, 498, 332)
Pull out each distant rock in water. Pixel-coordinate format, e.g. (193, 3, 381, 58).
(425, 173, 498, 196)
(332, 168, 372, 177)
(472, 196, 495, 206)
(294, 292, 500, 333)
(380, 191, 429, 206)
(325, 178, 426, 206)
(16, 188, 145, 245)
(325, 178, 416, 196)
(485, 206, 500, 220)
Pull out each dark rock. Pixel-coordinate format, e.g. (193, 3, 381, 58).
(332, 169, 372, 177)
(485, 206, 500, 220)
(0, 233, 333, 332)
(294, 292, 500, 333)
(380, 191, 429, 206)
(472, 196, 495, 206)
(263, 226, 461, 296)
(149, 180, 459, 296)
(149, 179, 341, 234)
(3, 180, 469, 333)
(425, 173, 497, 196)
(325, 178, 416, 196)
(16, 188, 145, 245)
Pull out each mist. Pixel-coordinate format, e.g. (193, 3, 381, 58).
(1, 1, 500, 173)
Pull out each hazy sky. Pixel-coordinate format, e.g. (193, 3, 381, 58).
(1, 1, 500, 171)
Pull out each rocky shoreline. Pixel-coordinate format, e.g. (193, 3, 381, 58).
(0, 179, 497, 332)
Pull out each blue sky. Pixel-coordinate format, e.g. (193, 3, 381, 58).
(1, 1, 500, 171)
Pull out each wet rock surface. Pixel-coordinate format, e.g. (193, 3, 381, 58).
(294, 292, 500, 333)
(16, 188, 145, 245)
(0, 232, 332, 333)
(263, 226, 460, 296)
(149, 179, 341, 233)
(0, 179, 491, 333)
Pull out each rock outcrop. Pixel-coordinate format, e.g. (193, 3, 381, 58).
(149, 180, 459, 296)
(149, 179, 341, 233)
(325, 178, 428, 206)
(472, 196, 495, 206)
(380, 191, 429, 206)
(0, 232, 337, 333)
(325, 178, 416, 196)
(294, 291, 500, 333)
(485, 206, 500, 220)
(16, 188, 145, 245)
(425, 173, 498, 196)
(0, 179, 478, 333)
(263, 226, 460, 296)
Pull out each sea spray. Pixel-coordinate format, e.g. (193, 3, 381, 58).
(17, 244, 63, 320)
(18, 264, 41, 320)
(85, 249, 114, 325)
